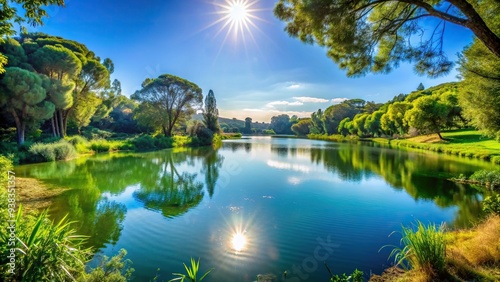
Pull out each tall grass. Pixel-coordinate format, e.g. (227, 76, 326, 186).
(0, 206, 91, 281)
(388, 221, 446, 277)
(169, 258, 212, 282)
(29, 140, 77, 162)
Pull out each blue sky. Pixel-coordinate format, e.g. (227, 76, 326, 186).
(31, 0, 474, 122)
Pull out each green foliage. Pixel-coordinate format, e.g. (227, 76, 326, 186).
(0, 67, 55, 144)
(29, 140, 77, 162)
(80, 249, 134, 282)
(0, 206, 91, 281)
(0, 1, 65, 73)
(381, 102, 412, 136)
(459, 38, 500, 138)
(404, 96, 450, 139)
(133, 74, 203, 137)
(482, 194, 500, 215)
(325, 264, 363, 282)
(203, 90, 220, 134)
(130, 135, 174, 151)
(291, 118, 311, 136)
(324, 102, 359, 135)
(169, 258, 212, 282)
(387, 221, 446, 276)
(274, 0, 499, 77)
(263, 129, 276, 135)
(270, 114, 293, 134)
(0, 155, 13, 184)
(469, 170, 500, 189)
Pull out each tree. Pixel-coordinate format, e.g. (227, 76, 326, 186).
(244, 117, 252, 134)
(0, 0, 66, 73)
(310, 109, 326, 134)
(291, 118, 311, 136)
(203, 89, 220, 133)
(404, 96, 449, 139)
(338, 117, 352, 136)
(0, 67, 55, 144)
(29, 43, 82, 137)
(417, 83, 425, 91)
(381, 102, 412, 136)
(274, 0, 500, 77)
(133, 74, 203, 136)
(458, 38, 500, 138)
(270, 114, 292, 134)
(324, 102, 358, 135)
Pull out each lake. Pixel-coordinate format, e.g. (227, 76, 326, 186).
(15, 137, 496, 281)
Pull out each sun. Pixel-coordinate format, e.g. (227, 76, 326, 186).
(211, 0, 263, 42)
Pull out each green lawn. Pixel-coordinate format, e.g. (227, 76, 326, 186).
(371, 129, 500, 164)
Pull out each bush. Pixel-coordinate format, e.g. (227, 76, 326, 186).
(66, 135, 88, 146)
(130, 135, 155, 151)
(191, 126, 213, 147)
(29, 140, 77, 162)
(470, 170, 500, 189)
(263, 129, 276, 135)
(89, 139, 114, 153)
(80, 249, 134, 282)
(0, 155, 13, 184)
(388, 221, 446, 276)
(0, 207, 91, 281)
(483, 194, 500, 215)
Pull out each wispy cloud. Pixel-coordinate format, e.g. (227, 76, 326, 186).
(331, 98, 348, 104)
(287, 83, 301, 89)
(266, 100, 304, 107)
(293, 96, 329, 103)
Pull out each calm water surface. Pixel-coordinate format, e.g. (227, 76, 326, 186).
(15, 137, 496, 281)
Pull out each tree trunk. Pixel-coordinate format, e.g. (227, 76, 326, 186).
(54, 112, 61, 138)
(437, 131, 444, 140)
(18, 123, 25, 145)
(51, 117, 57, 137)
(59, 110, 66, 137)
(162, 126, 169, 136)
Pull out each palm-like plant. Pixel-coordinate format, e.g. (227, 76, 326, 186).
(169, 257, 212, 282)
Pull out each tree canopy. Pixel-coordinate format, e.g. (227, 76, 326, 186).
(203, 89, 220, 133)
(133, 74, 203, 136)
(274, 0, 500, 77)
(0, 0, 66, 73)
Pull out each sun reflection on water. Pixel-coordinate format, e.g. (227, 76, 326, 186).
(231, 232, 247, 252)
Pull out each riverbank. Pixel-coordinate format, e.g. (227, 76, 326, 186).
(16, 177, 68, 212)
(308, 130, 500, 164)
(369, 215, 500, 282)
(371, 130, 500, 164)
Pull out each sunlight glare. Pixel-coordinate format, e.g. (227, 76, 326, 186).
(231, 232, 247, 251)
(228, 1, 248, 23)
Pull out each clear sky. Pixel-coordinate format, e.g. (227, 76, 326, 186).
(30, 0, 474, 122)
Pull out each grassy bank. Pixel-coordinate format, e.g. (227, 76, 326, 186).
(2, 132, 237, 164)
(371, 130, 500, 164)
(309, 130, 500, 164)
(370, 215, 500, 282)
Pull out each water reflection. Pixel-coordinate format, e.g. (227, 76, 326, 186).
(231, 232, 247, 252)
(15, 147, 225, 247)
(224, 139, 492, 227)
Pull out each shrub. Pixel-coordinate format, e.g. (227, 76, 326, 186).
(89, 139, 112, 153)
(0, 155, 13, 183)
(263, 129, 276, 135)
(0, 206, 91, 281)
(191, 127, 213, 147)
(483, 194, 500, 215)
(154, 135, 174, 149)
(325, 264, 363, 282)
(388, 221, 446, 276)
(29, 140, 77, 162)
(130, 135, 155, 151)
(66, 135, 88, 146)
(80, 249, 134, 282)
(470, 170, 500, 189)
